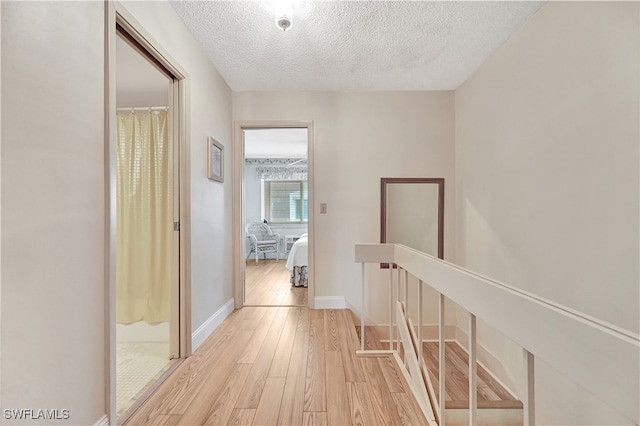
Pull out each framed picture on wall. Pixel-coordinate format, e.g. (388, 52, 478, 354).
(207, 136, 224, 182)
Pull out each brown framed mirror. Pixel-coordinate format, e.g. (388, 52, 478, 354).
(380, 178, 444, 268)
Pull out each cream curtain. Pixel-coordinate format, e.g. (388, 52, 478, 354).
(116, 110, 172, 324)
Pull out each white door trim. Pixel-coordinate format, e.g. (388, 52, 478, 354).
(233, 121, 315, 309)
(105, 2, 192, 423)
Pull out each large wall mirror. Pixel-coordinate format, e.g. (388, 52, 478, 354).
(381, 178, 444, 267)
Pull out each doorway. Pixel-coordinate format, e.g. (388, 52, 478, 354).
(114, 29, 176, 419)
(234, 123, 315, 309)
(108, 8, 190, 424)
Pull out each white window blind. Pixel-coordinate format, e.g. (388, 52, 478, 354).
(264, 181, 308, 223)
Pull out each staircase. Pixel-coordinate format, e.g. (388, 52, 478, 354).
(356, 325, 523, 426)
(355, 243, 640, 426)
(422, 341, 522, 425)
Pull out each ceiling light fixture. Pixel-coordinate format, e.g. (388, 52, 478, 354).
(275, 1, 293, 31)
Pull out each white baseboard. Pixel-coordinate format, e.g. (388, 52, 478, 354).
(374, 324, 457, 341)
(345, 299, 377, 326)
(343, 300, 457, 339)
(94, 415, 109, 426)
(192, 298, 234, 352)
(314, 296, 345, 309)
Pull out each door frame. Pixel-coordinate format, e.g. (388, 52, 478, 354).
(233, 121, 315, 309)
(105, 2, 192, 423)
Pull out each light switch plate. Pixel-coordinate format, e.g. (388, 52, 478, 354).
(320, 203, 327, 214)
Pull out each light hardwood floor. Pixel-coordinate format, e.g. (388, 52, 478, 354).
(245, 260, 307, 306)
(126, 307, 428, 425)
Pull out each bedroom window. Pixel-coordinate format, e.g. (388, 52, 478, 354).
(263, 180, 308, 223)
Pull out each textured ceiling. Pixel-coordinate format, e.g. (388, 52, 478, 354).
(244, 128, 308, 158)
(169, 0, 544, 91)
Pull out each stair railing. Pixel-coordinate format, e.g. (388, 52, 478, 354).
(355, 243, 639, 426)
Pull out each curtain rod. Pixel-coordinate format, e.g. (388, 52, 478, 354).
(116, 106, 168, 112)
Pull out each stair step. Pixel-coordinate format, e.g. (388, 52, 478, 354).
(356, 325, 524, 425)
(422, 341, 522, 409)
(355, 326, 522, 409)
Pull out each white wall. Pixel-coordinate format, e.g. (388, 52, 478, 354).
(0, 1, 233, 423)
(1, 2, 106, 424)
(120, 1, 234, 336)
(233, 91, 456, 323)
(1, 1, 4, 405)
(455, 2, 639, 424)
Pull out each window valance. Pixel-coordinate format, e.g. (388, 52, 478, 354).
(257, 166, 307, 181)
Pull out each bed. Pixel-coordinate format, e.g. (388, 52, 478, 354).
(285, 233, 308, 287)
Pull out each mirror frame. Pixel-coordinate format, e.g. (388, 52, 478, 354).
(380, 177, 444, 268)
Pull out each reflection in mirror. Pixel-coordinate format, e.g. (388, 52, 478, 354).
(381, 178, 444, 267)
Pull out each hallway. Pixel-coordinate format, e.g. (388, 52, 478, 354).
(126, 307, 427, 425)
(244, 260, 307, 306)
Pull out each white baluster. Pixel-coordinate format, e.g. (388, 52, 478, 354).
(439, 293, 446, 425)
(404, 269, 409, 311)
(389, 265, 394, 351)
(361, 262, 365, 352)
(396, 265, 401, 352)
(469, 314, 477, 426)
(418, 280, 423, 366)
(523, 349, 535, 426)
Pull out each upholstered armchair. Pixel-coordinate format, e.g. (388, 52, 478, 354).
(245, 222, 281, 264)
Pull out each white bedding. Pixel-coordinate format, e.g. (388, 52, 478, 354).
(286, 233, 308, 270)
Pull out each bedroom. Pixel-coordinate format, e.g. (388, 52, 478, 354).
(243, 128, 309, 306)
